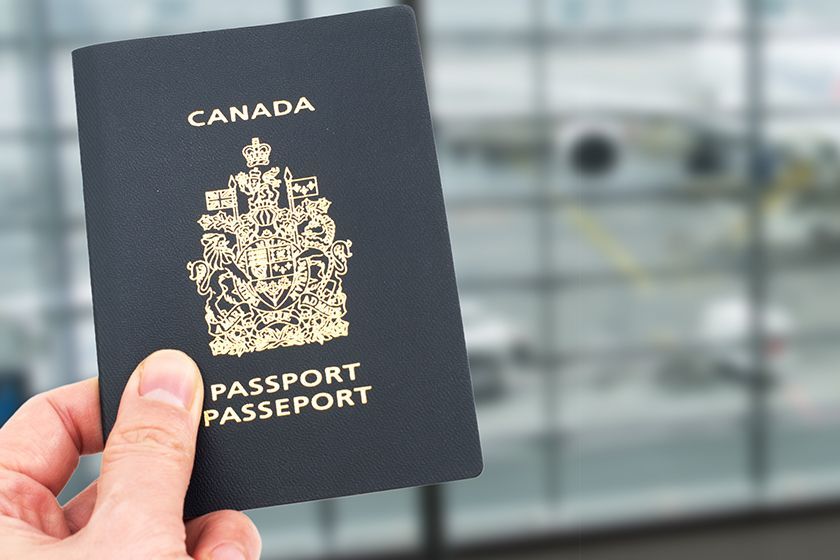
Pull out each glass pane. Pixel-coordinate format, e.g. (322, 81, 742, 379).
(0, 231, 41, 298)
(772, 266, 840, 335)
(542, 0, 743, 31)
(449, 206, 539, 281)
(73, 313, 97, 379)
(767, 117, 840, 192)
(547, 40, 744, 114)
(0, 0, 21, 37)
(67, 228, 91, 308)
(333, 490, 419, 552)
(766, 37, 840, 112)
(769, 263, 840, 501)
(559, 352, 752, 525)
(51, 49, 76, 130)
(428, 45, 536, 120)
(448, 292, 548, 541)
(551, 200, 747, 276)
(460, 292, 543, 392)
(306, 0, 396, 19)
(0, 141, 36, 226)
(47, 0, 295, 38)
(438, 128, 540, 200)
(59, 138, 84, 221)
(427, 0, 532, 33)
(0, 53, 24, 131)
(769, 341, 840, 500)
(557, 271, 749, 353)
(449, 438, 549, 542)
(247, 503, 322, 559)
(764, 0, 840, 33)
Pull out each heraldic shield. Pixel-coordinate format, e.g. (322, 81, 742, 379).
(187, 138, 353, 356)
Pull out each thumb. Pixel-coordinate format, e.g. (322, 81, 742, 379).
(96, 349, 203, 525)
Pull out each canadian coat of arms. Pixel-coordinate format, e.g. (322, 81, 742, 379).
(187, 138, 352, 356)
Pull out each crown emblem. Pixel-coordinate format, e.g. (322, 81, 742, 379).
(187, 138, 353, 356)
(242, 137, 271, 167)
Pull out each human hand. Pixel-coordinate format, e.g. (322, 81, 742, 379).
(0, 349, 261, 560)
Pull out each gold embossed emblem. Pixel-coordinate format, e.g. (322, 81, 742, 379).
(187, 138, 352, 356)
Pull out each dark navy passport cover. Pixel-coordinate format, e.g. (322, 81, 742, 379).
(72, 7, 482, 517)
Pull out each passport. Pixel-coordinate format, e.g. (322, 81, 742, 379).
(72, 6, 482, 518)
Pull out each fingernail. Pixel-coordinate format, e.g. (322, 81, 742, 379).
(138, 350, 198, 409)
(209, 543, 246, 560)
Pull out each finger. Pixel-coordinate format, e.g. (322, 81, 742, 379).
(63, 480, 98, 533)
(186, 510, 261, 560)
(0, 377, 102, 495)
(95, 349, 203, 525)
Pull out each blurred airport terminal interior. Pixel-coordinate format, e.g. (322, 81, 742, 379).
(2, 0, 840, 558)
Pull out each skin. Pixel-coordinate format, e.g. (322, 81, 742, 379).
(0, 349, 261, 560)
